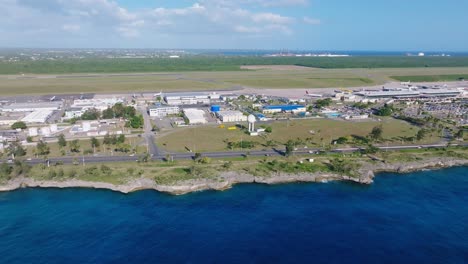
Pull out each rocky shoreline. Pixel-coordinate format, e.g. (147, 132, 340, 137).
(1, 158, 467, 195)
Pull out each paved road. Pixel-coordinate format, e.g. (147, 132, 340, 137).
(9, 142, 466, 166)
(138, 106, 162, 157)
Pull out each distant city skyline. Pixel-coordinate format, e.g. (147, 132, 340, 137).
(0, 0, 467, 51)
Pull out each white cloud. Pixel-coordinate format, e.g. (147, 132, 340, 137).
(0, 0, 317, 46)
(201, 0, 308, 7)
(62, 24, 81, 32)
(252, 13, 294, 24)
(303, 16, 321, 25)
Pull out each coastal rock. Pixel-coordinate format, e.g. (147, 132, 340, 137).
(0, 158, 467, 195)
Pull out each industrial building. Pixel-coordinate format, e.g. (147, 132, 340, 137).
(355, 89, 461, 99)
(64, 107, 85, 119)
(216, 111, 247, 123)
(71, 98, 124, 111)
(1, 102, 62, 112)
(148, 105, 180, 117)
(262, 105, 307, 114)
(165, 92, 220, 105)
(0, 130, 19, 142)
(183, 108, 207, 124)
(22, 109, 54, 123)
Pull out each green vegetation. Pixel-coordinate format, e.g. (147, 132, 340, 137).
(58, 134, 67, 148)
(1, 65, 468, 95)
(35, 140, 50, 156)
(102, 103, 136, 119)
(3, 57, 468, 75)
(158, 119, 425, 153)
(81, 109, 101, 120)
(11, 121, 27, 130)
(315, 98, 333, 109)
(375, 104, 395, 116)
(369, 125, 383, 141)
(127, 115, 144, 129)
(0, 146, 466, 188)
(391, 74, 468, 82)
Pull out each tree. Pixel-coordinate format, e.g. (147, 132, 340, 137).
(36, 140, 50, 156)
(369, 125, 383, 141)
(81, 108, 101, 120)
(455, 129, 465, 140)
(127, 115, 144, 129)
(0, 163, 13, 179)
(103, 134, 114, 145)
(7, 142, 26, 157)
(58, 134, 67, 148)
(285, 140, 295, 156)
(416, 129, 428, 141)
(91, 137, 100, 148)
(69, 140, 80, 153)
(375, 104, 394, 116)
(102, 107, 115, 119)
(265, 126, 273, 133)
(335, 137, 349, 144)
(315, 98, 332, 109)
(11, 121, 27, 130)
(222, 161, 233, 170)
(117, 134, 126, 144)
(328, 158, 357, 175)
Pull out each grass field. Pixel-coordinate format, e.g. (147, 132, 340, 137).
(3, 57, 468, 75)
(390, 74, 468, 82)
(1, 67, 468, 95)
(157, 118, 440, 153)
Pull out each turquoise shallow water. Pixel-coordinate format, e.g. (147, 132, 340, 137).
(0, 167, 467, 264)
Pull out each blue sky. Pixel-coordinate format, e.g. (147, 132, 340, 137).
(0, 0, 466, 51)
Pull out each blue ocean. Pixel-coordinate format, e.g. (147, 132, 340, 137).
(0, 167, 467, 264)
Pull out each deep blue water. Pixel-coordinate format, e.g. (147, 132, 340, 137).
(0, 167, 467, 264)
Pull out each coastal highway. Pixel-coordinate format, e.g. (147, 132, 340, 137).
(7, 143, 466, 166)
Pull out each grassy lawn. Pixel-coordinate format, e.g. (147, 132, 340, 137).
(1, 67, 468, 95)
(157, 118, 434, 152)
(390, 74, 468, 82)
(25, 137, 147, 158)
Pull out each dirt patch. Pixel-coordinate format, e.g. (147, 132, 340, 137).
(240, 65, 315, 71)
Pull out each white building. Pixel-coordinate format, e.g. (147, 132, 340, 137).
(343, 114, 369, 120)
(165, 92, 220, 105)
(148, 105, 180, 117)
(28, 127, 39, 137)
(183, 108, 207, 124)
(216, 111, 247, 123)
(64, 107, 85, 119)
(1, 102, 61, 112)
(71, 98, 124, 111)
(22, 109, 54, 123)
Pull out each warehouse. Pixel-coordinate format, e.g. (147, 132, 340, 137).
(262, 105, 306, 114)
(1, 102, 62, 112)
(149, 105, 180, 117)
(183, 108, 207, 124)
(165, 92, 220, 105)
(22, 109, 54, 123)
(71, 98, 124, 111)
(216, 111, 247, 123)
